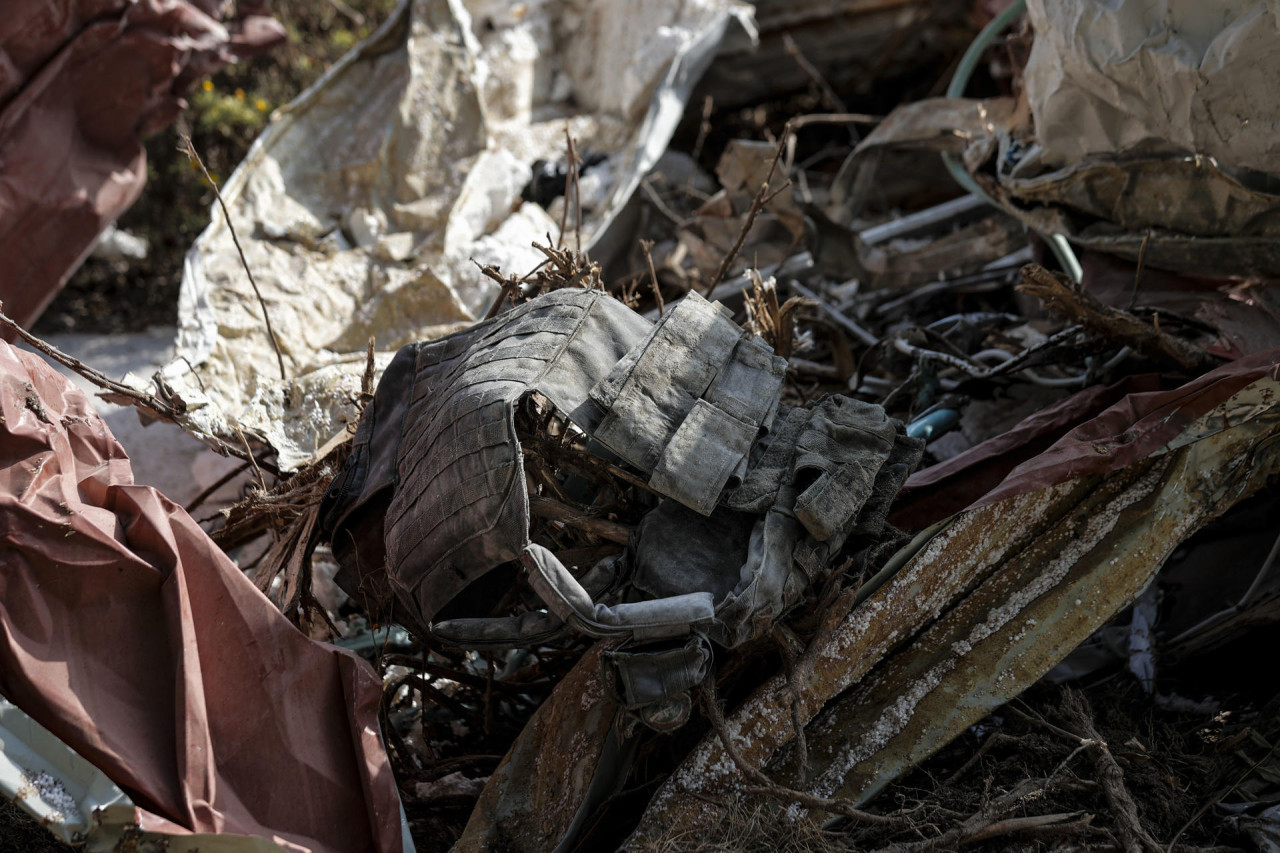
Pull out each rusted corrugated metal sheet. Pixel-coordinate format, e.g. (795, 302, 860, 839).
(624, 358, 1280, 845)
(786, 385, 1280, 806)
(453, 645, 624, 853)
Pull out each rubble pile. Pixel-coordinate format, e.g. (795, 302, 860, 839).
(3, 1, 1280, 851)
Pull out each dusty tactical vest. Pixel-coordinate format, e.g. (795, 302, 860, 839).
(322, 287, 921, 725)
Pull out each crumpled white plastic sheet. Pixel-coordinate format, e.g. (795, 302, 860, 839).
(1025, 0, 1280, 175)
(165, 0, 752, 470)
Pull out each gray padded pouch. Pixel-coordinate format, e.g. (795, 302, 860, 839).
(602, 636, 712, 711)
(629, 500, 756, 604)
(791, 396, 898, 543)
(590, 291, 786, 515)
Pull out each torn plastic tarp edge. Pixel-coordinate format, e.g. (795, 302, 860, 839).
(0, 672, 417, 853)
(173, 0, 432, 370)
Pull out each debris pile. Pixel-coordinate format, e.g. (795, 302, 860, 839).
(322, 285, 920, 735)
(4, 1, 1280, 851)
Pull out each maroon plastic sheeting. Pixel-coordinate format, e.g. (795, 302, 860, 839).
(893, 348, 1280, 531)
(0, 338, 402, 852)
(0, 0, 284, 334)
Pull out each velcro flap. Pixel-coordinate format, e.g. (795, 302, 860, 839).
(704, 336, 787, 426)
(650, 399, 758, 515)
(589, 292, 740, 472)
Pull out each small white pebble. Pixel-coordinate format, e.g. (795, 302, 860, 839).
(23, 769, 77, 816)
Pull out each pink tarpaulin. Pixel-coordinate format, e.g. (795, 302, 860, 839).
(0, 0, 284, 334)
(0, 338, 402, 852)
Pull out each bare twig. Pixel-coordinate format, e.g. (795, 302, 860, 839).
(787, 112, 885, 131)
(527, 495, 632, 545)
(324, 0, 365, 25)
(978, 325, 1088, 379)
(762, 181, 792, 207)
(705, 123, 792, 295)
(1129, 230, 1152, 311)
(640, 178, 689, 229)
(570, 145, 582, 254)
(0, 302, 263, 466)
(180, 134, 286, 382)
(483, 651, 496, 737)
(1019, 263, 1216, 373)
(1166, 726, 1280, 852)
(783, 33, 847, 115)
(963, 812, 1094, 845)
(640, 239, 665, 317)
(1008, 700, 1087, 745)
(557, 125, 584, 253)
(185, 460, 252, 513)
(686, 95, 714, 196)
(745, 272, 811, 359)
(0, 306, 169, 407)
(211, 445, 344, 548)
(360, 336, 377, 405)
(175, 355, 207, 393)
(521, 241, 602, 295)
(948, 731, 1019, 783)
(396, 673, 472, 721)
(236, 425, 268, 492)
(519, 440, 659, 497)
(478, 261, 523, 320)
(772, 625, 810, 779)
(870, 777, 1086, 853)
(787, 358, 841, 381)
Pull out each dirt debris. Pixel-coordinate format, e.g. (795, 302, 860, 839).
(5, 2, 1280, 852)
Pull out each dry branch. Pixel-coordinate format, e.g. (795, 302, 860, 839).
(1018, 263, 1217, 372)
(700, 678, 904, 828)
(641, 238, 665, 317)
(705, 124, 792, 295)
(528, 495, 632, 545)
(1060, 688, 1163, 853)
(179, 134, 287, 382)
(0, 302, 266, 468)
